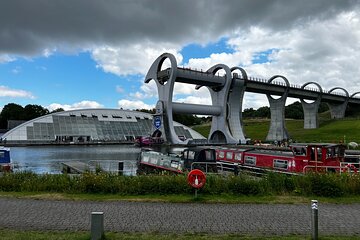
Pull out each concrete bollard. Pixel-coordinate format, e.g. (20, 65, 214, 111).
(311, 200, 318, 240)
(91, 212, 104, 240)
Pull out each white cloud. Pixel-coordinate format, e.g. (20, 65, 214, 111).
(129, 81, 158, 99)
(47, 100, 104, 111)
(0, 54, 15, 63)
(11, 66, 21, 74)
(180, 9, 360, 109)
(117, 99, 154, 110)
(91, 43, 183, 76)
(0, 85, 35, 99)
(115, 85, 124, 93)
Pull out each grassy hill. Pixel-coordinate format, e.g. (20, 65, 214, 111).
(192, 112, 360, 144)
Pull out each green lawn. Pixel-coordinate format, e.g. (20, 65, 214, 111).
(0, 229, 359, 240)
(192, 117, 360, 144)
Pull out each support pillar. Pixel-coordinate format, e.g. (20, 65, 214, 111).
(228, 67, 247, 144)
(145, 53, 183, 144)
(266, 75, 290, 142)
(145, 53, 238, 145)
(300, 82, 322, 129)
(206, 65, 238, 144)
(327, 87, 349, 119)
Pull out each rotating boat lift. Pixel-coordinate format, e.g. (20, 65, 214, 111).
(145, 53, 357, 145)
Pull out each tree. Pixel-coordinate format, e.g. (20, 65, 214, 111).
(255, 106, 270, 118)
(51, 108, 65, 113)
(23, 104, 49, 120)
(243, 108, 256, 118)
(285, 101, 304, 119)
(0, 103, 25, 129)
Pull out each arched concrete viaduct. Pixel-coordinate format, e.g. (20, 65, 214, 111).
(145, 53, 359, 144)
(300, 82, 322, 129)
(265, 75, 290, 141)
(327, 87, 349, 119)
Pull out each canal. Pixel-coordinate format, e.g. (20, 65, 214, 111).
(10, 145, 142, 174)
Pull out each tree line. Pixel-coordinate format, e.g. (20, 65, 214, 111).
(0, 103, 64, 129)
(243, 101, 330, 119)
(0, 101, 332, 130)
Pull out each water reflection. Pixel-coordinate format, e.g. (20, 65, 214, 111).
(11, 145, 142, 174)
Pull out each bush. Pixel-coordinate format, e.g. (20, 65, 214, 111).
(1, 171, 360, 198)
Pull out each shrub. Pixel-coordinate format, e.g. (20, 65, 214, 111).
(1, 171, 360, 198)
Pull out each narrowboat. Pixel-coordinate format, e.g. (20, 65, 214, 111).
(137, 147, 218, 174)
(216, 143, 353, 174)
(134, 136, 164, 146)
(0, 146, 12, 172)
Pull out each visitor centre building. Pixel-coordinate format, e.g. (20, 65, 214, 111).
(2, 109, 205, 144)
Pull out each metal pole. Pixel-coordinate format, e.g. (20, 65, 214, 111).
(91, 212, 104, 240)
(311, 200, 318, 240)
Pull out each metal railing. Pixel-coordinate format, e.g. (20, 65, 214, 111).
(88, 160, 137, 176)
(303, 162, 359, 174)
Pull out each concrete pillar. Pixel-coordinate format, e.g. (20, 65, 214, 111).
(266, 75, 290, 142)
(145, 53, 183, 144)
(145, 53, 239, 145)
(206, 64, 238, 144)
(327, 87, 349, 119)
(91, 212, 104, 240)
(227, 67, 247, 144)
(302, 101, 320, 129)
(300, 82, 322, 129)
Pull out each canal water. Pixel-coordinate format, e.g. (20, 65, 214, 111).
(10, 145, 143, 174)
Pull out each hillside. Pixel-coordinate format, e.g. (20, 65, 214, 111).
(192, 113, 360, 144)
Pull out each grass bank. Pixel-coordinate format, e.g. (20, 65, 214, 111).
(1, 229, 360, 240)
(192, 117, 360, 144)
(1, 172, 360, 203)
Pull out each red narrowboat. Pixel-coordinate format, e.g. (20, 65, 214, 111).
(216, 143, 353, 174)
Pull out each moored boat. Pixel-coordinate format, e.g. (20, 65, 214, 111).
(137, 147, 219, 174)
(134, 136, 164, 146)
(216, 143, 354, 175)
(0, 146, 12, 172)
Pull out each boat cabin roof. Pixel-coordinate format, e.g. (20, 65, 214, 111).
(290, 143, 343, 148)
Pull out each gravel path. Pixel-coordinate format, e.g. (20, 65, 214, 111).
(1, 197, 359, 236)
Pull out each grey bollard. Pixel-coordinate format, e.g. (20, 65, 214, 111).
(311, 200, 318, 240)
(91, 212, 104, 240)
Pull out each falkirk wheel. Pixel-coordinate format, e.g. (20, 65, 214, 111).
(144, 53, 358, 145)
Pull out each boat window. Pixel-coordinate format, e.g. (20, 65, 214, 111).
(170, 160, 180, 169)
(273, 159, 288, 170)
(205, 150, 214, 160)
(218, 151, 225, 159)
(338, 146, 345, 157)
(234, 153, 242, 161)
(293, 147, 306, 156)
(245, 156, 256, 165)
(326, 147, 335, 159)
(187, 151, 195, 160)
(310, 147, 315, 161)
(0, 152, 4, 158)
(317, 147, 322, 160)
(226, 152, 233, 160)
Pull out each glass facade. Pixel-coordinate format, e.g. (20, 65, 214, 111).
(3, 109, 205, 143)
(26, 115, 152, 142)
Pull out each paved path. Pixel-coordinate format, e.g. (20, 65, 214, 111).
(1, 197, 360, 236)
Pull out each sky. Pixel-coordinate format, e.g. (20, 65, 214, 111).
(1, 0, 360, 112)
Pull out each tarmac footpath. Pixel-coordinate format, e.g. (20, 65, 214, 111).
(0, 197, 360, 236)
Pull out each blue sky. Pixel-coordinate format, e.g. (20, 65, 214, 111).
(0, 1, 359, 112)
